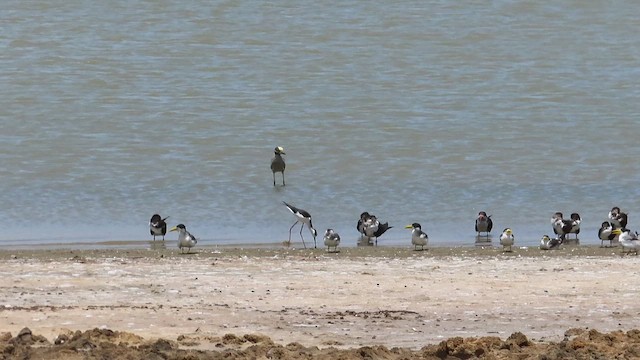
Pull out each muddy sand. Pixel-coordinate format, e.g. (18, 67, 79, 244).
(1, 244, 639, 359)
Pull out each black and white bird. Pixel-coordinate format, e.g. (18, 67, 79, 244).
(149, 213, 169, 241)
(475, 211, 493, 238)
(608, 207, 628, 229)
(358, 212, 392, 246)
(551, 212, 573, 243)
(169, 224, 197, 253)
(323, 228, 341, 253)
(539, 234, 561, 250)
(499, 228, 514, 252)
(270, 146, 286, 186)
(405, 223, 428, 251)
(613, 229, 640, 255)
(567, 213, 581, 241)
(283, 201, 317, 248)
(598, 221, 616, 247)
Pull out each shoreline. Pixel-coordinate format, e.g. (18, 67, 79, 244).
(1, 245, 638, 358)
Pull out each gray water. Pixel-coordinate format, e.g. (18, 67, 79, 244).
(2, 0, 640, 248)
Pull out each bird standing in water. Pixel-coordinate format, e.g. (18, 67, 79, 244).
(271, 146, 286, 186)
(282, 201, 317, 248)
(149, 214, 169, 241)
(169, 224, 197, 253)
(475, 211, 493, 238)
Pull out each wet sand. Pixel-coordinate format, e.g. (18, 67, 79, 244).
(1, 244, 639, 358)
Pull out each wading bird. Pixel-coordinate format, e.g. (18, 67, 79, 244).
(271, 146, 286, 186)
(283, 201, 317, 248)
(475, 211, 493, 238)
(149, 214, 169, 241)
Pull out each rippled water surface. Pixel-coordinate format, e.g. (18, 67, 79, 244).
(2, 1, 640, 247)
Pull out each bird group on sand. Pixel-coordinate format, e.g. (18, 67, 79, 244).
(148, 213, 197, 253)
(148, 147, 638, 256)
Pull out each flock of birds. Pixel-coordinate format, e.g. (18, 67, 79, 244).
(146, 147, 640, 255)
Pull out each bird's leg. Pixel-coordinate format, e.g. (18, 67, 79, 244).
(299, 223, 306, 248)
(282, 173, 285, 186)
(273, 173, 276, 186)
(288, 221, 298, 244)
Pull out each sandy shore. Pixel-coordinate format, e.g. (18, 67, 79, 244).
(1, 244, 639, 357)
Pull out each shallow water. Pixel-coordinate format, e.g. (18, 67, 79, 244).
(2, 1, 640, 248)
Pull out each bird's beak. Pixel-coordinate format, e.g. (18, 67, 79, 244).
(611, 229, 622, 235)
(404, 225, 413, 229)
(169, 226, 178, 232)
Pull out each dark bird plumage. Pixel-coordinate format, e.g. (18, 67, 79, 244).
(283, 201, 317, 248)
(598, 221, 617, 247)
(149, 214, 169, 241)
(475, 211, 493, 238)
(358, 212, 392, 246)
(551, 212, 573, 243)
(540, 234, 561, 250)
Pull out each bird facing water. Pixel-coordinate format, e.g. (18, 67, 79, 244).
(271, 146, 286, 186)
(405, 223, 428, 251)
(149, 214, 169, 241)
(282, 201, 317, 248)
(169, 224, 197, 253)
(323, 228, 341, 253)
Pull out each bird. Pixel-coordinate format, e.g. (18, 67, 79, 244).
(405, 223, 428, 251)
(539, 234, 561, 250)
(551, 212, 573, 243)
(475, 211, 493, 238)
(323, 229, 341, 253)
(149, 214, 169, 241)
(598, 221, 617, 247)
(608, 207, 628, 229)
(270, 146, 286, 186)
(282, 201, 317, 248)
(499, 228, 514, 252)
(567, 212, 581, 241)
(613, 229, 640, 255)
(169, 224, 197, 253)
(359, 213, 392, 246)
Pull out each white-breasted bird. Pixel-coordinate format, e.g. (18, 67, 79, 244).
(539, 234, 561, 250)
(567, 212, 581, 241)
(608, 207, 628, 229)
(475, 211, 493, 238)
(169, 224, 197, 253)
(149, 213, 169, 241)
(360, 213, 392, 246)
(271, 146, 286, 186)
(612, 229, 640, 255)
(283, 201, 317, 248)
(323, 228, 341, 253)
(405, 223, 428, 251)
(499, 228, 515, 252)
(551, 212, 573, 243)
(598, 221, 616, 247)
